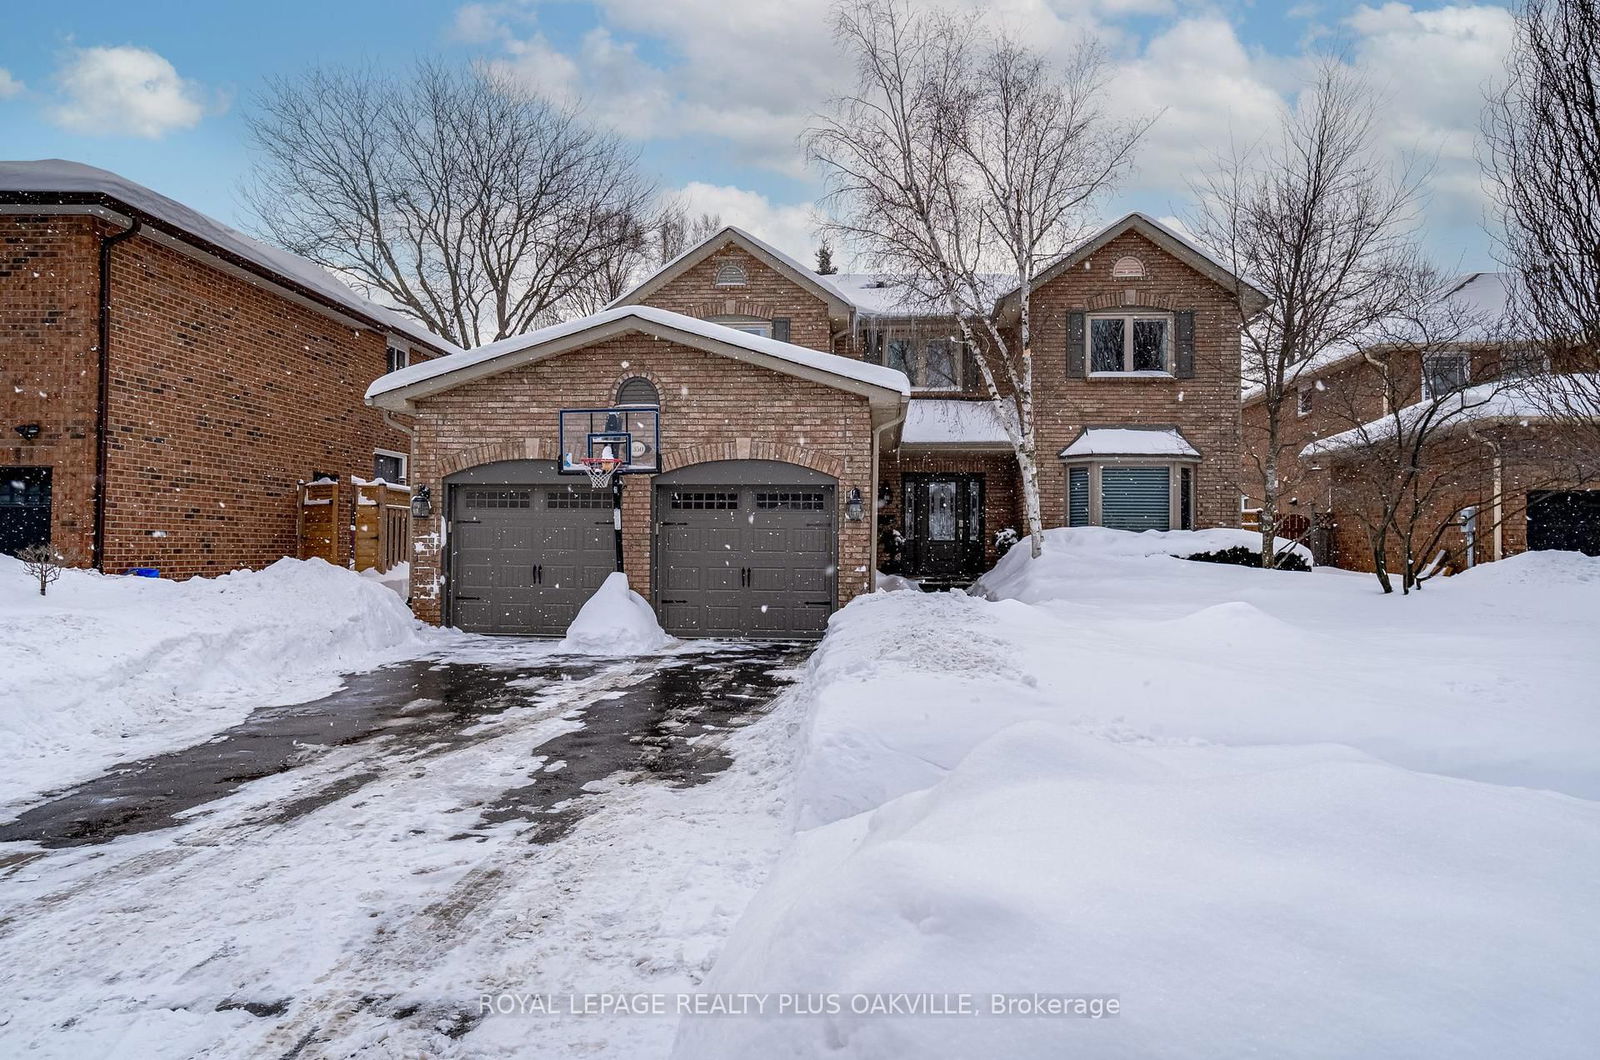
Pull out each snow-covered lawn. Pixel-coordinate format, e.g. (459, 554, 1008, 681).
(0, 556, 441, 810)
(677, 529, 1600, 1058)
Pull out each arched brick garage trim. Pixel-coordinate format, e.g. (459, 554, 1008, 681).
(436, 437, 554, 479)
(660, 439, 845, 481)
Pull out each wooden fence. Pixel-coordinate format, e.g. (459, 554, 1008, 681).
(297, 477, 412, 573)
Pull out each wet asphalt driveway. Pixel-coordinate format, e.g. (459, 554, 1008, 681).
(0, 642, 808, 849)
(0, 640, 814, 1058)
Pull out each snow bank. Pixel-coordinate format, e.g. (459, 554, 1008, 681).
(0, 556, 434, 809)
(873, 571, 922, 593)
(679, 543, 1600, 1056)
(970, 526, 1312, 603)
(560, 572, 673, 654)
(677, 724, 1600, 1059)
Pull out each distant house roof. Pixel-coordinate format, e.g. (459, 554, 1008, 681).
(901, 399, 1014, 447)
(609, 225, 856, 319)
(366, 304, 910, 418)
(0, 159, 459, 355)
(1301, 373, 1594, 459)
(999, 213, 1270, 317)
(1241, 272, 1516, 406)
(1059, 427, 1199, 459)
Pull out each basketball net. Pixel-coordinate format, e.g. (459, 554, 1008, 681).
(580, 445, 624, 489)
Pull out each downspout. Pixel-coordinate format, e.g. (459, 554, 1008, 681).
(869, 398, 910, 587)
(1487, 436, 1505, 561)
(94, 215, 141, 571)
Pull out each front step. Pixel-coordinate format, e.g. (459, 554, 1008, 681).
(915, 575, 975, 593)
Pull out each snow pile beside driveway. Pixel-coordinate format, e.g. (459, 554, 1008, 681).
(676, 533, 1600, 1058)
(0, 556, 436, 809)
(560, 572, 675, 654)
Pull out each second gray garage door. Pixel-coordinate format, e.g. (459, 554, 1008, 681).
(655, 461, 836, 639)
(447, 461, 614, 635)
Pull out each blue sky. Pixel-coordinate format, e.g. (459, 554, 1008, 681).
(0, 0, 1515, 269)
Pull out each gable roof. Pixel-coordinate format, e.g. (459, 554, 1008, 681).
(0, 159, 459, 355)
(999, 212, 1270, 317)
(609, 225, 854, 319)
(366, 304, 909, 418)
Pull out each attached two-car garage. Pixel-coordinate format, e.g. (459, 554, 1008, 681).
(445, 459, 837, 639)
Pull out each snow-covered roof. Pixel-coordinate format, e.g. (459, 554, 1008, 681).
(1301, 373, 1595, 458)
(901, 399, 1014, 447)
(830, 273, 1018, 317)
(366, 304, 911, 412)
(609, 225, 854, 317)
(1059, 427, 1200, 459)
(0, 159, 459, 355)
(1242, 273, 1516, 405)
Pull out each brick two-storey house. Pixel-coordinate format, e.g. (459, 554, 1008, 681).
(1242, 272, 1600, 570)
(0, 160, 457, 576)
(370, 214, 1261, 638)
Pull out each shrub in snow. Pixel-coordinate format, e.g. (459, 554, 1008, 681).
(1186, 543, 1310, 571)
(15, 543, 67, 596)
(560, 572, 673, 654)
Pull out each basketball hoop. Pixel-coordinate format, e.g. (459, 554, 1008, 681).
(579, 455, 624, 489)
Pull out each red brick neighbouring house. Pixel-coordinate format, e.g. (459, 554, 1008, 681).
(1241, 272, 1600, 570)
(0, 160, 457, 577)
(371, 216, 1263, 637)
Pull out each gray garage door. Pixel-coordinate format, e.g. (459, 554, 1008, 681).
(655, 461, 836, 639)
(447, 461, 614, 635)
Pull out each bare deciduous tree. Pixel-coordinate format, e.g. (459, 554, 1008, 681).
(1485, 0, 1600, 449)
(1311, 275, 1510, 593)
(244, 62, 656, 347)
(17, 543, 66, 596)
(1190, 62, 1426, 568)
(806, 0, 1152, 559)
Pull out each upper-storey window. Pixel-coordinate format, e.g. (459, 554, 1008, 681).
(865, 330, 965, 390)
(386, 345, 409, 373)
(1089, 312, 1170, 374)
(616, 376, 660, 407)
(1111, 256, 1146, 279)
(713, 261, 748, 287)
(1297, 386, 1315, 416)
(1422, 352, 1469, 399)
(709, 315, 771, 338)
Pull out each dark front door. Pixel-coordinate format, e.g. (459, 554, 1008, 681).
(905, 473, 983, 580)
(1528, 490, 1600, 556)
(1, 467, 52, 557)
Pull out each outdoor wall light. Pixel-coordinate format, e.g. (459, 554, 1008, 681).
(845, 487, 865, 522)
(14, 423, 41, 441)
(410, 484, 433, 519)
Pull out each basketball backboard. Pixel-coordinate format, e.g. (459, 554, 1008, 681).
(558, 407, 661, 475)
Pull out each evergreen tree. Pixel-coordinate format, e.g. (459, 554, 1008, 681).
(815, 241, 838, 274)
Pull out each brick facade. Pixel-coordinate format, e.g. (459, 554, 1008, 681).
(637, 244, 837, 353)
(404, 333, 877, 624)
(0, 213, 425, 577)
(1027, 229, 1245, 531)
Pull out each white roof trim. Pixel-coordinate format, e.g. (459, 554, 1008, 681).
(608, 226, 852, 317)
(1059, 427, 1200, 459)
(366, 305, 910, 412)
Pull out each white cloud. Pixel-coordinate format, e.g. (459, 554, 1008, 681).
(674, 181, 820, 263)
(49, 45, 213, 138)
(0, 68, 23, 99)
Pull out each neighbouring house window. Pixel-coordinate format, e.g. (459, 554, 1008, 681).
(713, 261, 748, 287)
(709, 314, 771, 338)
(1111, 256, 1146, 279)
(616, 376, 660, 406)
(373, 450, 408, 484)
(1423, 353, 1470, 398)
(1062, 461, 1195, 532)
(386, 345, 409, 373)
(1088, 313, 1170, 374)
(866, 329, 966, 389)
(1298, 387, 1314, 416)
